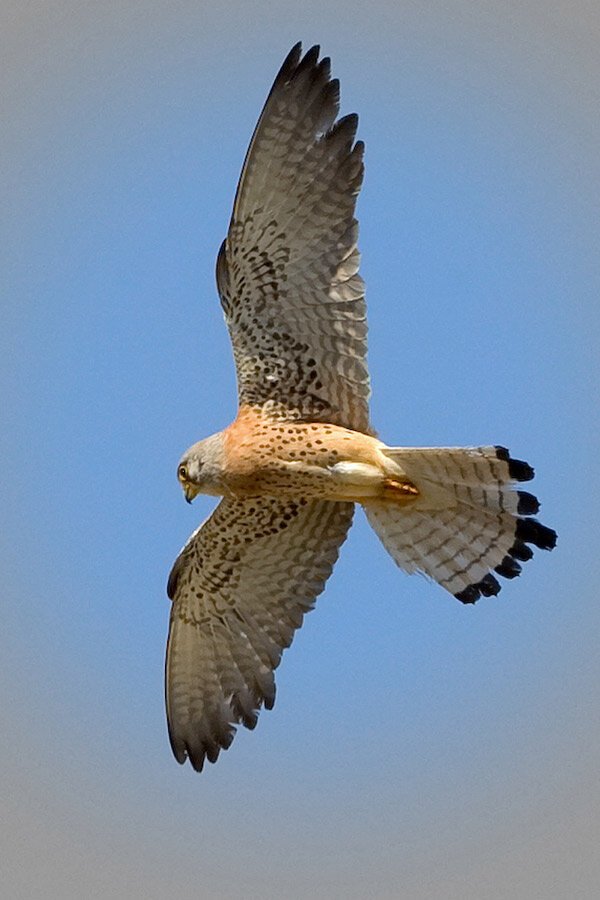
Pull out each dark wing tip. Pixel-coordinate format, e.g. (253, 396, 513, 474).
(167, 726, 189, 766)
(294, 44, 320, 77)
(318, 55, 332, 81)
(455, 573, 500, 604)
(455, 583, 482, 604)
(187, 742, 212, 773)
(494, 555, 522, 579)
(494, 445, 535, 482)
(276, 42, 303, 82)
(479, 573, 501, 596)
(167, 678, 277, 772)
(169, 720, 237, 773)
(456, 503, 556, 605)
(334, 113, 360, 147)
(271, 44, 322, 94)
(517, 490, 540, 515)
(515, 517, 557, 551)
(508, 539, 534, 561)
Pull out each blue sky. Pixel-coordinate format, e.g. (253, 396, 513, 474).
(2, 2, 599, 897)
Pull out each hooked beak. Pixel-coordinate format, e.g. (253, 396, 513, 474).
(183, 482, 200, 504)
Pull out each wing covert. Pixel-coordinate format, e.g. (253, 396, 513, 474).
(216, 43, 370, 433)
(165, 496, 353, 771)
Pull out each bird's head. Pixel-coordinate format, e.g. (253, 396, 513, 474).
(176, 432, 225, 502)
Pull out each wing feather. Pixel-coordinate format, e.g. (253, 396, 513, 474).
(165, 496, 353, 770)
(216, 44, 370, 431)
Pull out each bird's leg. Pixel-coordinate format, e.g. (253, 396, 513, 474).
(381, 479, 420, 503)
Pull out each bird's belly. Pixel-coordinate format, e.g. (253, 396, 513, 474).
(223, 457, 385, 501)
(221, 417, 418, 503)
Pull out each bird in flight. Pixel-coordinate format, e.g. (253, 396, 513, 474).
(166, 43, 556, 771)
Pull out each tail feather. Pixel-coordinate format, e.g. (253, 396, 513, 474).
(364, 445, 556, 604)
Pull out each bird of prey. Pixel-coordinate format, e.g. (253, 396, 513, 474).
(165, 43, 556, 771)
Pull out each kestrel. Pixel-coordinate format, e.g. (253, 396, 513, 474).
(166, 43, 556, 771)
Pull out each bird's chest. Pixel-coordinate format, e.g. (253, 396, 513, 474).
(221, 409, 380, 498)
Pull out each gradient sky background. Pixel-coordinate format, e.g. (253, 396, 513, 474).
(2, 1, 599, 898)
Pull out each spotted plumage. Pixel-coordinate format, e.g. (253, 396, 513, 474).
(167, 496, 353, 769)
(166, 43, 556, 771)
(215, 43, 369, 432)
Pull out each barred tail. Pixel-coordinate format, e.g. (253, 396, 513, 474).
(363, 445, 556, 603)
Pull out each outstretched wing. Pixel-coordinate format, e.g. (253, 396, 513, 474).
(165, 496, 353, 771)
(216, 43, 370, 433)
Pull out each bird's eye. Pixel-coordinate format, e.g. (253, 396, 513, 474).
(178, 465, 188, 481)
